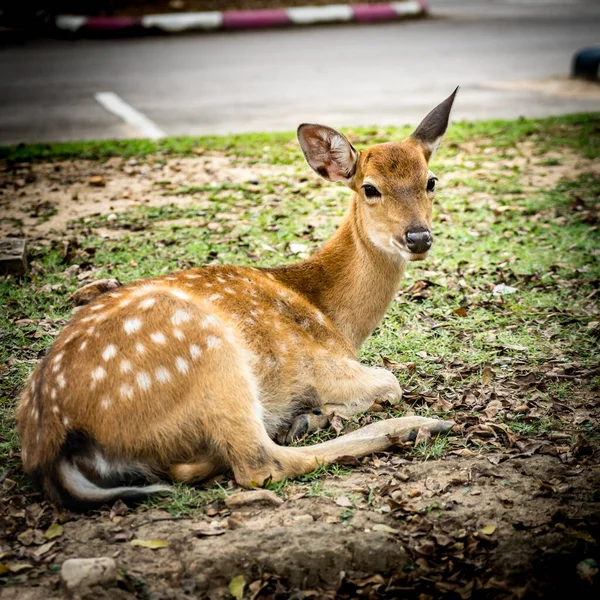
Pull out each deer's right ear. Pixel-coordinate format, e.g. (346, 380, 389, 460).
(297, 124, 358, 185)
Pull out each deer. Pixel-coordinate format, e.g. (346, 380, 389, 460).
(16, 90, 458, 510)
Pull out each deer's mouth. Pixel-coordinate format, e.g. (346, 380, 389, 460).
(390, 238, 429, 262)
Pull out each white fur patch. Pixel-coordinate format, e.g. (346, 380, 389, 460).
(172, 309, 192, 325)
(57, 373, 67, 389)
(175, 357, 189, 374)
(102, 344, 117, 361)
(136, 343, 146, 354)
(62, 416, 70, 427)
(155, 366, 171, 383)
(52, 405, 59, 414)
(136, 372, 152, 391)
(80, 341, 87, 351)
(150, 332, 166, 344)
(124, 318, 142, 334)
(139, 297, 157, 310)
(120, 384, 134, 399)
(90, 304, 104, 311)
(208, 294, 223, 302)
(170, 289, 190, 301)
(201, 315, 221, 329)
(101, 397, 111, 409)
(206, 336, 222, 349)
(91, 366, 106, 382)
(190, 344, 202, 359)
(173, 328, 185, 340)
(120, 360, 132, 374)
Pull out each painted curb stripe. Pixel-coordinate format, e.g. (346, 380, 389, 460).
(85, 17, 142, 30)
(353, 4, 398, 22)
(287, 5, 354, 24)
(55, 2, 426, 33)
(142, 12, 223, 31)
(223, 9, 290, 29)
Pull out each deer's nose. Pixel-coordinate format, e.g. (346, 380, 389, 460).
(405, 228, 432, 254)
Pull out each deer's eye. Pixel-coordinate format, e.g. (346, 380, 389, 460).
(426, 177, 438, 192)
(363, 184, 381, 198)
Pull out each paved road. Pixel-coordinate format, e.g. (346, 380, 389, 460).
(0, 0, 599, 145)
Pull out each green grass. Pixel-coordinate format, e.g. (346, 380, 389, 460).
(1, 113, 599, 514)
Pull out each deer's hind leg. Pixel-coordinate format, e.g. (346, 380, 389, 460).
(283, 355, 403, 443)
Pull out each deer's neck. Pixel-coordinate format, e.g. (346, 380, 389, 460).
(269, 199, 406, 349)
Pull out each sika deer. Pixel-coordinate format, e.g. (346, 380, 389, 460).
(16, 90, 458, 510)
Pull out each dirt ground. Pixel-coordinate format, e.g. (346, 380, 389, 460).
(1, 133, 599, 599)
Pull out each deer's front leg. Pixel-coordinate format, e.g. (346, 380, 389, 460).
(283, 358, 403, 443)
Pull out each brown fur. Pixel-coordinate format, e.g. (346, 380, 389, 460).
(16, 91, 458, 509)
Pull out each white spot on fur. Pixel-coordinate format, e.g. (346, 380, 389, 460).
(52, 405, 59, 414)
(124, 318, 142, 334)
(206, 336, 222, 349)
(190, 344, 202, 359)
(173, 328, 185, 340)
(92, 366, 106, 382)
(315, 311, 325, 325)
(155, 367, 171, 384)
(119, 298, 132, 307)
(136, 372, 152, 391)
(109, 292, 122, 298)
(165, 276, 177, 281)
(170, 289, 190, 300)
(150, 332, 166, 344)
(101, 397, 111, 409)
(90, 304, 104, 311)
(51, 388, 57, 400)
(224, 287, 235, 294)
(120, 384, 134, 399)
(57, 373, 66, 389)
(102, 344, 117, 361)
(201, 315, 221, 329)
(208, 294, 223, 302)
(204, 282, 213, 288)
(120, 360, 132, 374)
(139, 297, 157, 310)
(175, 357, 189, 374)
(136, 343, 146, 354)
(80, 340, 87, 351)
(172, 309, 191, 325)
(185, 274, 200, 279)
(246, 318, 255, 325)
(63, 416, 70, 427)
(52, 363, 61, 374)
(52, 352, 64, 364)
(216, 277, 226, 283)
(87, 327, 96, 336)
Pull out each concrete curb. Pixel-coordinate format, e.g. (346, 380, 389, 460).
(55, 2, 427, 34)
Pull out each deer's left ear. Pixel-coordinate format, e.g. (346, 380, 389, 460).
(410, 87, 459, 161)
(297, 124, 359, 185)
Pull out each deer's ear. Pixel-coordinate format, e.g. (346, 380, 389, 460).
(297, 124, 358, 185)
(410, 87, 459, 161)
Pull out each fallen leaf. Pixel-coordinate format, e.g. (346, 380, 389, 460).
(335, 496, 353, 508)
(453, 306, 468, 317)
(7, 563, 33, 573)
(372, 524, 399, 535)
(481, 366, 494, 386)
(229, 575, 246, 600)
(33, 541, 56, 557)
(44, 523, 63, 539)
(130, 539, 169, 550)
(492, 284, 517, 296)
(479, 524, 497, 536)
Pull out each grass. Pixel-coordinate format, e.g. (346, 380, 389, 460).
(1, 112, 599, 514)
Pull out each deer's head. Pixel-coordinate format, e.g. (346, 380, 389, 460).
(298, 88, 458, 262)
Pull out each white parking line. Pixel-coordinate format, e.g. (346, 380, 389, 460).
(94, 92, 166, 140)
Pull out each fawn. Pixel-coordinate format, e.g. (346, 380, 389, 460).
(17, 90, 458, 510)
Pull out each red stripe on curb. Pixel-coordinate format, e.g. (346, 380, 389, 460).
(85, 17, 143, 30)
(223, 9, 290, 29)
(352, 4, 398, 22)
